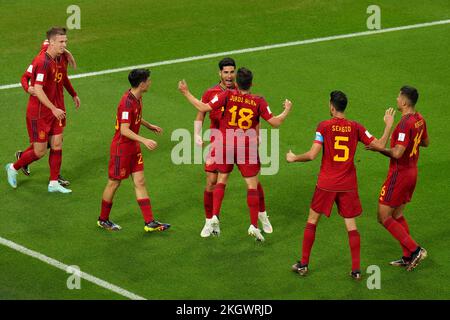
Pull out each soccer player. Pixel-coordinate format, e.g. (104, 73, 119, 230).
(17, 38, 80, 186)
(287, 91, 395, 280)
(97, 69, 170, 233)
(195, 58, 272, 238)
(179, 67, 292, 241)
(5, 27, 72, 193)
(368, 86, 428, 271)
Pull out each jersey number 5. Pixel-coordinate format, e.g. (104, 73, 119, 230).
(333, 136, 350, 162)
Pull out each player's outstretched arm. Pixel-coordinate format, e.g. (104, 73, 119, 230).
(178, 80, 212, 112)
(34, 84, 65, 120)
(194, 112, 206, 146)
(367, 108, 395, 151)
(120, 123, 158, 150)
(379, 144, 406, 159)
(141, 119, 163, 135)
(64, 49, 77, 70)
(286, 143, 322, 163)
(267, 99, 292, 128)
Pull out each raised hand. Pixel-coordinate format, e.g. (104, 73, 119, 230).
(384, 107, 395, 127)
(284, 99, 293, 112)
(286, 149, 296, 163)
(178, 80, 189, 95)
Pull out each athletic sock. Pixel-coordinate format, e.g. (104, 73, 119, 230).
(212, 183, 226, 217)
(394, 216, 412, 257)
(204, 190, 213, 219)
(348, 230, 361, 272)
(247, 189, 259, 227)
(49, 149, 62, 181)
(257, 182, 266, 212)
(99, 200, 113, 221)
(23, 145, 34, 154)
(13, 148, 39, 171)
(383, 217, 419, 253)
(137, 198, 154, 224)
(301, 222, 317, 266)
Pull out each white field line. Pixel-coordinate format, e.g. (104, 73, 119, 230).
(0, 236, 146, 300)
(0, 19, 449, 91)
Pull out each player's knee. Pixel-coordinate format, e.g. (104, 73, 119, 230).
(206, 177, 217, 190)
(34, 148, 47, 158)
(108, 179, 121, 189)
(134, 177, 146, 188)
(51, 142, 63, 150)
(205, 182, 215, 192)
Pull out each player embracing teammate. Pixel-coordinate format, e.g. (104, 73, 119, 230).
(194, 58, 272, 238)
(179, 67, 292, 241)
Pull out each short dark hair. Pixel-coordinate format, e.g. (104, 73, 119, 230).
(236, 67, 253, 90)
(218, 57, 236, 70)
(330, 90, 348, 112)
(400, 85, 419, 106)
(46, 27, 67, 40)
(128, 69, 151, 88)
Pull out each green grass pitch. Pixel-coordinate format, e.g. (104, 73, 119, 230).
(0, 0, 449, 299)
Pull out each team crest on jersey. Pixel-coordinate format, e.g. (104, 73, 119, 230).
(39, 131, 46, 140)
(120, 168, 127, 177)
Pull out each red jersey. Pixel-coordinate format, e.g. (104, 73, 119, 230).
(208, 90, 273, 146)
(110, 90, 143, 156)
(389, 112, 427, 171)
(22, 41, 76, 111)
(201, 83, 228, 129)
(314, 118, 375, 191)
(26, 51, 61, 119)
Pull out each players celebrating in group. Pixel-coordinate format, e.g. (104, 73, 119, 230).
(5, 27, 430, 278)
(287, 91, 395, 279)
(194, 58, 273, 238)
(179, 66, 292, 241)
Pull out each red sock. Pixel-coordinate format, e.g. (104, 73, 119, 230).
(204, 190, 213, 219)
(138, 198, 154, 224)
(49, 149, 62, 181)
(257, 182, 266, 212)
(24, 145, 34, 153)
(212, 183, 226, 216)
(301, 223, 317, 265)
(247, 189, 259, 227)
(99, 200, 113, 221)
(13, 148, 39, 170)
(394, 216, 412, 257)
(383, 217, 418, 253)
(348, 230, 361, 272)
